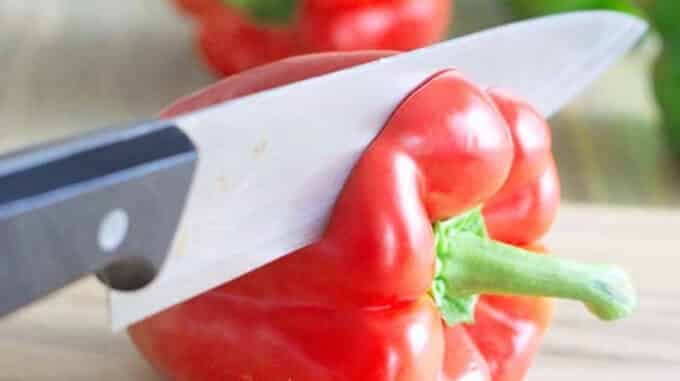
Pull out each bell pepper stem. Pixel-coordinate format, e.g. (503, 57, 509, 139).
(438, 232, 636, 321)
(223, 0, 296, 24)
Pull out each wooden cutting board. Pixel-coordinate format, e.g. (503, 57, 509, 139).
(1, 204, 678, 381)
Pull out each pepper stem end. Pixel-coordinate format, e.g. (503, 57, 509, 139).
(432, 209, 636, 325)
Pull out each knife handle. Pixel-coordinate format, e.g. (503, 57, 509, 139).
(0, 120, 197, 310)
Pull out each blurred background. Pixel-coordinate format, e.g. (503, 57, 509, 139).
(1, 0, 679, 380)
(2, 0, 679, 206)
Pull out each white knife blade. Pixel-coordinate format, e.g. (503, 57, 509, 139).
(109, 11, 646, 330)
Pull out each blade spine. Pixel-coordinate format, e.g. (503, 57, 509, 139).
(538, 16, 647, 117)
(172, 11, 644, 129)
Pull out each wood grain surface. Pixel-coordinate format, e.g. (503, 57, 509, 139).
(1, 0, 679, 380)
(1, 205, 678, 380)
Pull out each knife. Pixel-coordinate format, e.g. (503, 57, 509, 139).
(0, 11, 645, 330)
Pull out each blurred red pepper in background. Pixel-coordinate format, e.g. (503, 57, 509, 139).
(172, 0, 453, 75)
(298, 0, 452, 52)
(173, 0, 223, 15)
(198, 8, 300, 76)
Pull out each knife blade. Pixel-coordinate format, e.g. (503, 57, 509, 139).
(0, 11, 645, 327)
(108, 11, 646, 330)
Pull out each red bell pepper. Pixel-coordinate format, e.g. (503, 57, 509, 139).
(130, 52, 635, 381)
(173, 0, 453, 76)
(198, 8, 300, 77)
(172, 0, 222, 15)
(298, 0, 453, 52)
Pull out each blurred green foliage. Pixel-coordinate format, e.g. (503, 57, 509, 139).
(643, 0, 680, 45)
(654, 52, 680, 154)
(644, 1, 680, 156)
(506, 0, 642, 18)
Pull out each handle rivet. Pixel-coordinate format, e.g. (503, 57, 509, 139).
(98, 209, 129, 252)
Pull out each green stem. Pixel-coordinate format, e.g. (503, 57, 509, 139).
(223, 0, 296, 24)
(437, 232, 636, 322)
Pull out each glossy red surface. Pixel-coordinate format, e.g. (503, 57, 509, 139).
(131, 52, 557, 381)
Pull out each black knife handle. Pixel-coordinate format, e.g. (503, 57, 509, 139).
(0, 120, 197, 315)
